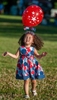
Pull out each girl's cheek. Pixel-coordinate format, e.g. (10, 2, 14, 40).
(32, 38, 34, 43)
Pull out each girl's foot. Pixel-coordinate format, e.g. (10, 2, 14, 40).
(32, 90, 37, 96)
(24, 95, 30, 99)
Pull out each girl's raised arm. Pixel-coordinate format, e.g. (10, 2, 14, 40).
(34, 48, 47, 59)
(2, 48, 20, 59)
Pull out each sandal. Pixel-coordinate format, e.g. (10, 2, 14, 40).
(32, 90, 37, 96)
(24, 95, 30, 98)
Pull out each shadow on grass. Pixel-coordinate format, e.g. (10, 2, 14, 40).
(0, 18, 22, 23)
(0, 25, 57, 41)
(0, 15, 57, 41)
(0, 25, 23, 38)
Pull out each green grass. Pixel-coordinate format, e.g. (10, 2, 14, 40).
(0, 15, 57, 100)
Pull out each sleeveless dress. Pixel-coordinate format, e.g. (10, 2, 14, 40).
(16, 46, 45, 80)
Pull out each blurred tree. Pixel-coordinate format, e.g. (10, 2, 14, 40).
(2, 0, 16, 14)
(6, 0, 13, 14)
(1, 0, 57, 14)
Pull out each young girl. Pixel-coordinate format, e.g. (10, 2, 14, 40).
(3, 31, 47, 98)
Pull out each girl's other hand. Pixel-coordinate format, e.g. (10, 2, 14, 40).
(42, 52, 47, 56)
(2, 52, 8, 57)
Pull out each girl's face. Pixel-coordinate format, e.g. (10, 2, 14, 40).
(24, 33, 34, 46)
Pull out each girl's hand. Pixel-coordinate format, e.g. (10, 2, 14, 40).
(42, 52, 47, 57)
(2, 50, 19, 59)
(37, 52, 47, 59)
(2, 52, 8, 57)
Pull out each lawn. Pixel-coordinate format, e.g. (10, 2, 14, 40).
(0, 15, 57, 100)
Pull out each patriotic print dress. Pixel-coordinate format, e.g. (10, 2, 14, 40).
(16, 46, 45, 80)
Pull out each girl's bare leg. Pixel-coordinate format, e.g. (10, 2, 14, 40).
(24, 79, 30, 95)
(31, 79, 37, 91)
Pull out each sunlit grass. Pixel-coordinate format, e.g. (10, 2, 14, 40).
(0, 15, 22, 20)
(0, 15, 57, 100)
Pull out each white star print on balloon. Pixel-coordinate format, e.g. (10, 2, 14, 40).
(32, 11, 35, 15)
(28, 16, 30, 18)
(22, 5, 44, 27)
(40, 9, 42, 13)
(28, 16, 30, 20)
(36, 13, 39, 16)
(37, 20, 39, 22)
(29, 21, 32, 23)
(26, 10, 28, 13)
(31, 17, 36, 22)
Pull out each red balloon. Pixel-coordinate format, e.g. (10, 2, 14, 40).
(22, 5, 44, 27)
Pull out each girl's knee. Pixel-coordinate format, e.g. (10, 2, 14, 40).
(24, 79, 30, 84)
(31, 79, 36, 84)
